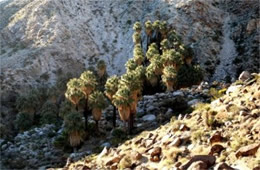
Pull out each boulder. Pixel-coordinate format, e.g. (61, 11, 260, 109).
(187, 161, 207, 170)
(209, 144, 225, 155)
(105, 156, 122, 166)
(181, 155, 216, 170)
(209, 132, 223, 144)
(142, 114, 156, 122)
(235, 143, 260, 158)
(169, 137, 182, 147)
(214, 162, 235, 170)
(239, 71, 251, 81)
(150, 147, 162, 157)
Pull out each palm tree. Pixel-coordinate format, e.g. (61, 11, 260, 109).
(145, 20, 153, 37)
(152, 20, 161, 33)
(145, 64, 158, 87)
(105, 75, 119, 127)
(159, 21, 168, 39)
(132, 32, 141, 45)
(112, 87, 133, 123)
(64, 110, 85, 150)
(79, 70, 98, 129)
(125, 58, 138, 72)
(182, 45, 193, 65)
(79, 71, 97, 97)
(145, 20, 153, 49)
(146, 43, 159, 61)
(65, 78, 84, 110)
(97, 60, 107, 77)
(162, 49, 183, 71)
(133, 21, 142, 33)
(133, 44, 144, 65)
(160, 39, 170, 53)
(162, 66, 177, 92)
(88, 91, 107, 130)
(151, 55, 164, 76)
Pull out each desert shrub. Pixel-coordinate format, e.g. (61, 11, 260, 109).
(209, 88, 226, 100)
(15, 112, 33, 132)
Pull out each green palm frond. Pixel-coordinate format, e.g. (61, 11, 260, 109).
(97, 60, 106, 70)
(119, 71, 142, 91)
(132, 32, 141, 44)
(146, 43, 159, 61)
(80, 70, 98, 93)
(153, 20, 161, 30)
(112, 87, 133, 107)
(160, 39, 170, 51)
(105, 75, 119, 99)
(125, 58, 138, 72)
(145, 20, 153, 35)
(162, 49, 183, 66)
(64, 111, 85, 135)
(162, 65, 177, 82)
(88, 91, 107, 109)
(133, 21, 142, 32)
(145, 64, 157, 80)
(159, 21, 167, 35)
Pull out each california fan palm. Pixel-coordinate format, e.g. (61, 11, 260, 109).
(105, 75, 119, 127)
(88, 91, 107, 130)
(162, 65, 177, 92)
(64, 111, 85, 150)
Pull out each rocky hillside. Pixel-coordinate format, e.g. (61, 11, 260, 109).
(0, 0, 259, 94)
(66, 73, 260, 170)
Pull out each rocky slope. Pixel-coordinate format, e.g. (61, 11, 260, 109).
(0, 0, 259, 94)
(66, 73, 260, 170)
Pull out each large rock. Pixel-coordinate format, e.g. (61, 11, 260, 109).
(238, 71, 251, 81)
(235, 143, 260, 158)
(181, 155, 216, 170)
(142, 114, 156, 122)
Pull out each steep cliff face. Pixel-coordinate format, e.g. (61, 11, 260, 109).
(0, 0, 259, 91)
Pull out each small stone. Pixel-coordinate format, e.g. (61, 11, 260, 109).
(131, 151, 142, 160)
(169, 138, 181, 147)
(235, 143, 260, 158)
(145, 139, 154, 148)
(181, 155, 216, 170)
(173, 90, 184, 97)
(188, 99, 200, 106)
(150, 155, 160, 162)
(142, 114, 156, 121)
(209, 144, 225, 155)
(101, 142, 111, 148)
(110, 163, 118, 170)
(179, 124, 190, 131)
(209, 132, 223, 144)
(150, 147, 162, 157)
(105, 156, 121, 166)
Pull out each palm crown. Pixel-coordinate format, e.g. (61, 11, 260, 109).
(133, 21, 142, 32)
(79, 71, 98, 96)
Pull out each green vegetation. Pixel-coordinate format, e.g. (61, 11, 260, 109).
(15, 112, 33, 132)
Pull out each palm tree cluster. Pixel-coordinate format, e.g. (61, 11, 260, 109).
(64, 70, 107, 148)
(132, 20, 203, 92)
(55, 20, 203, 148)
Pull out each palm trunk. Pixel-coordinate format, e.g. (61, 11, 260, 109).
(113, 105, 116, 127)
(83, 99, 89, 130)
(128, 113, 134, 135)
(75, 104, 78, 111)
(95, 120, 99, 132)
